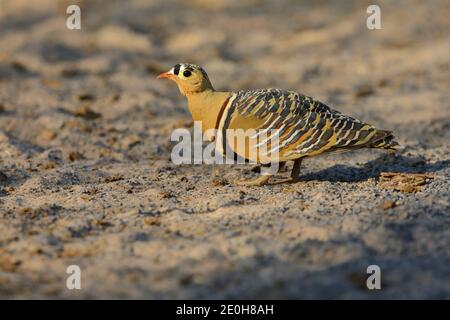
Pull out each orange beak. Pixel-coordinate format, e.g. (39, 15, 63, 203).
(157, 71, 172, 79)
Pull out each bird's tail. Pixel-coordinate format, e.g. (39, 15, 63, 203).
(369, 130, 400, 152)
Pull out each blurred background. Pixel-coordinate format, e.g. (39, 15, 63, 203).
(0, 0, 449, 299)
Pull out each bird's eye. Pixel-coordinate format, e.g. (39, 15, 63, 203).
(183, 70, 192, 77)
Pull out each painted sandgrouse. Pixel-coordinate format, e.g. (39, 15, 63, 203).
(158, 63, 399, 186)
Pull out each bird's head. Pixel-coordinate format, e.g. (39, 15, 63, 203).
(157, 63, 214, 96)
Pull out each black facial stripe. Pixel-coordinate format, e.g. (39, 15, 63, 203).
(173, 64, 181, 75)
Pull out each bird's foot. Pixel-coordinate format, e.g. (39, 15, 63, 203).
(270, 176, 301, 185)
(237, 175, 271, 186)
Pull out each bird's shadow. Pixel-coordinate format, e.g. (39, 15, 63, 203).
(299, 154, 449, 183)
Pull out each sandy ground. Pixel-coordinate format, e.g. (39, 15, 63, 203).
(0, 0, 449, 299)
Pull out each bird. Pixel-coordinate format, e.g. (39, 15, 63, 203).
(157, 63, 399, 186)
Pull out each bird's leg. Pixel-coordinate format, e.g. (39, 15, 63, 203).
(290, 158, 303, 182)
(237, 162, 285, 186)
(271, 158, 303, 184)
